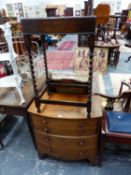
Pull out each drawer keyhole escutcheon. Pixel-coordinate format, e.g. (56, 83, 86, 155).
(45, 138, 49, 142)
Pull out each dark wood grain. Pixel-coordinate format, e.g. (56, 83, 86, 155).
(21, 17, 96, 34)
(34, 130, 97, 148)
(22, 17, 96, 116)
(31, 115, 98, 136)
(36, 141, 97, 161)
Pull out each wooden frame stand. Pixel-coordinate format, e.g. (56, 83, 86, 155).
(22, 17, 102, 165)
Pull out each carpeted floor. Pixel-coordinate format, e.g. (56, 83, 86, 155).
(98, 53, 131, 95)
(98, 72, 131, 95)
(57, 41, 76, 51)
(47, 51, 74, 70)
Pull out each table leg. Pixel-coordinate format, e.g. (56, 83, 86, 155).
(111, 17, 119, 44)
(0, 139, 4, 150)
(125, 56, 131, 62)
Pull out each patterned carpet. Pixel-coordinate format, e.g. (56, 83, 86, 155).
(36, 51, 74, 70)
(58, 41, 76, 50)
(47, 51, 74, 70)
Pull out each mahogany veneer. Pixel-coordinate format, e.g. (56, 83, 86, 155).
(28, 92, 102, 165)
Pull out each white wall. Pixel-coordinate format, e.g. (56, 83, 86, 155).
(94, 0, 130, 10)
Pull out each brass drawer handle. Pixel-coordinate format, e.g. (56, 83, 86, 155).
(47, 148, 51, 152)
(79, 141, 84, 146)
(79, 151, 83, 156)
(45, 138, 49, 142)
(79, 122, 85, 127)
(44, 128, 48, 133)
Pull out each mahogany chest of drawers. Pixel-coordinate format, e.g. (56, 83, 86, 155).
(28, 93, 101, 165)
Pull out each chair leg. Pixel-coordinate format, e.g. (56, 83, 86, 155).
(125, 56, 131, 62)
(98, 135, 105, 166)
(0, 139, 4, 150)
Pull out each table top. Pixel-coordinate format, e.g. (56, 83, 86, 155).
(0, 77, 45, 108)
(110, 15, 126, 19)
(95, 41, 120, 48)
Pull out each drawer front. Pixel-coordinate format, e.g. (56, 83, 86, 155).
(34, 130, 97, 149)
(31, 114, 98, 136)
(36, 141, 97, 161)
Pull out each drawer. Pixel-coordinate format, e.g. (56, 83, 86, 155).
(36, 141, 97, 161)
(31, 114, 98, 136)
(34, 130, 97, 149)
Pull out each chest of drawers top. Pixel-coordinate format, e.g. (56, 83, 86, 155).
(28, 93, 102, 119)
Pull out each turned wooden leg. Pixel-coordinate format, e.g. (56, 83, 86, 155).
(98, 135, 105, 166)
